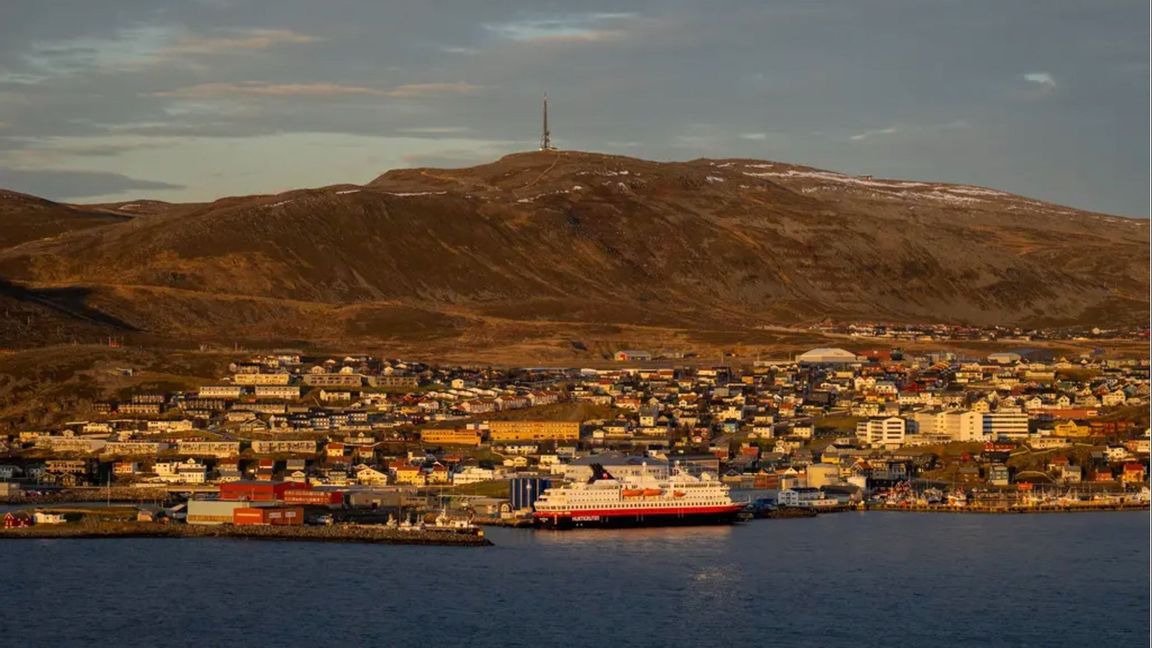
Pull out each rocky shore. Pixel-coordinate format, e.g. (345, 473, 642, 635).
(0, 521, 492, 546)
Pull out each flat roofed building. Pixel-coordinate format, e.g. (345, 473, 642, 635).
(984, 411, 1029, 439)
(198, 385, 244, 399)
(488, 420, 581, 442)
(303, 373, 364, 388)
(374, 375, 419, 389)
(421, 428, 483, 447)
(855, 417, 906, 448)
(250, 440, 317, 454)
(254, 385, 302, 400)
(176, 441, 241, 458)
(233, 372, 292, 386)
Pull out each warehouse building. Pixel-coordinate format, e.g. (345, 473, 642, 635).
(795, 348, 860, 365)
(187, 500, 251, 525)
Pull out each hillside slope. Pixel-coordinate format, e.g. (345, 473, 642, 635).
(0, 189, 130, 250)
(0, 151, 1145, 352)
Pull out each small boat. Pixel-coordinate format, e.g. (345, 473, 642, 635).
(641, 488, 662, 497)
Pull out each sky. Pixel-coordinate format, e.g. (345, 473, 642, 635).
(0, 0, 1147, 216)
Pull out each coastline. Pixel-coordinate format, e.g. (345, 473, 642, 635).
(864, 502, 1149, 514)
(0, 521, 492, 546)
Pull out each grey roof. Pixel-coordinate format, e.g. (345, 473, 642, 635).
(570, 453, 668, 467)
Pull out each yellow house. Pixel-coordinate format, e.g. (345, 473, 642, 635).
(356, 466, 390, 486)
(426, 465, 451, 484)
(1052, 420, 1091, 438)
(390, 462, 424, 485)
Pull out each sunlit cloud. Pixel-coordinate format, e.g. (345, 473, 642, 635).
(485, 13, 635, 44)
(154, 82, 388, 98)
(396, 126, 472, 134)
(739, 132, 768, 140)
(158, 29, 318, 55)
(1023, 72, 1057, 90)
(21, 28, 319, 78)
(849, 126, 899, 141)
(386, 82, 482, 97)
(152, 81, 481, 98)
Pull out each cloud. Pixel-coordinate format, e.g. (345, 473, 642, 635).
(4, 139, 173, 161)
(154, 82, 387, 98)
(485, 13, 635, 44)
(395, 126, 472, 134)
(1023, 72, 1056, 89)
(849, 126, 899, 141)
(386, 82, 481, 97)
(14, 27, 320, 79)
(0, 167, 183, 200)
(159, 29, 317, 55)
(152, 81, 480, 99)
(739, 132, 768, 140)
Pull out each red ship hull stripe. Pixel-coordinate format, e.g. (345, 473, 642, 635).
(533, 505, 744, 518)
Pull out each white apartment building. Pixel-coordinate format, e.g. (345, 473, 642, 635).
(855, 417, 906, 448)
(938, 411, 986, 442)
(983, 411, 1030, 439)
(254, 385, 302, 400)
(198, 385, 244, 399)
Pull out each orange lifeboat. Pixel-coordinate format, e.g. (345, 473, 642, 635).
(622, 489, 644, 497)
(642, 488, 663, 497)
(672, 491, 686, 498)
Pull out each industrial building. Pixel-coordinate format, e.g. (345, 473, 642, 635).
(186, 500, 251, 525)
(218, 480, 302, 501)
(233, 506, 304, 526)
(795, 348, 860, 365)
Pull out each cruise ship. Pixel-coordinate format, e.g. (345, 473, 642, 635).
(533, 464, 745, 529)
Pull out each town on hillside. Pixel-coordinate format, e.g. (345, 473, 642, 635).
(1, 346, 1149, 527)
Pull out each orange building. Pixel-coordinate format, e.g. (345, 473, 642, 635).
(488, 420, 581, 442)
(421, 428, 482, 447)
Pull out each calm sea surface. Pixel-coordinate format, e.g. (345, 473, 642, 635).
(0, 512, 1147, 647)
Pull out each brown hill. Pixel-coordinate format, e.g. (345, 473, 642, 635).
(0, 151, 1145, 354)
(0, 189, 130, 249)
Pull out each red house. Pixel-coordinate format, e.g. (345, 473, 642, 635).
(1121, 463, 1146, 484)
(3, 512, 30, 528)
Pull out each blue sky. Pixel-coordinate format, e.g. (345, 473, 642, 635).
(0, 0, 1147, 216)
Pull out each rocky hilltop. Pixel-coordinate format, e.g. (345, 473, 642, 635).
(0, 150, 1146, 353)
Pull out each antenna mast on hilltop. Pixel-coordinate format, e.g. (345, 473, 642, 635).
(539, 93, 556, 151)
